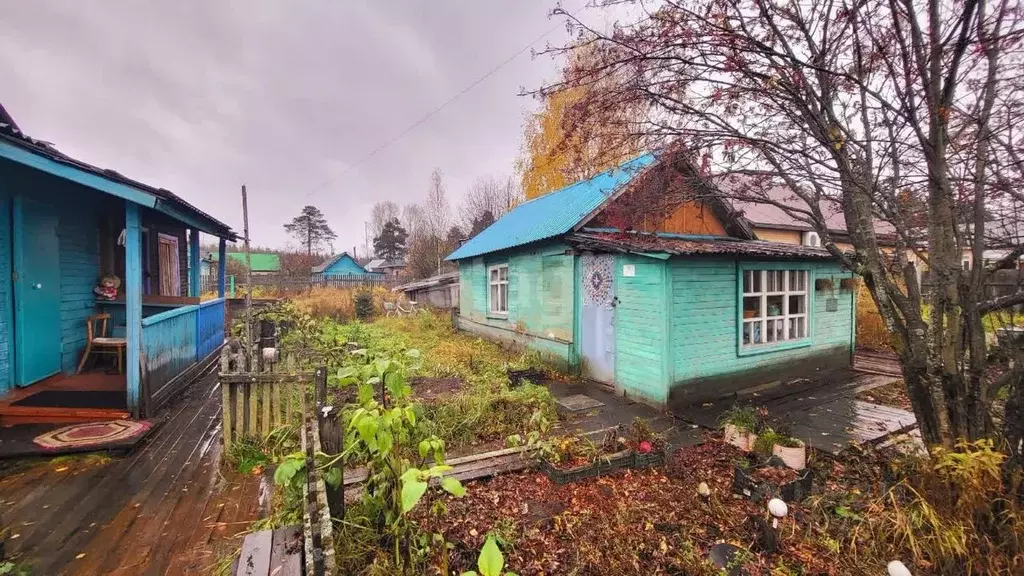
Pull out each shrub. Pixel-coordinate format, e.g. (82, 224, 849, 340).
(354, 290, 375, 321)
(856, 284, 894, 351)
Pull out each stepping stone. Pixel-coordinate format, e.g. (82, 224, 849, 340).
(555, 394, 604, 413)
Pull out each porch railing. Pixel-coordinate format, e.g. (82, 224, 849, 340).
(198, 298, 226, 359)
(140, 297, 226, 415)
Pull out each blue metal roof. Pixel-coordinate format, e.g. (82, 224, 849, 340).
(446, 154, 656, 260)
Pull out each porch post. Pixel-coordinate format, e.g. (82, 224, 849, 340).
(218, 237, 227, 298)
(125, 202, 142, 416)
(189, 229, 200, 297)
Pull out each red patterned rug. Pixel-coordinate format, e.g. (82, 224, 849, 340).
(33, 420, 153, 451)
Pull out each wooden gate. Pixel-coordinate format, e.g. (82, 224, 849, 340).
(219, 348, 312, 449)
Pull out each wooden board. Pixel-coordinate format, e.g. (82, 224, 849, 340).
(237, 530, 272, 576)
(270, 526, 303, 576)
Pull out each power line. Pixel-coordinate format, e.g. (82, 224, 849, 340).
(301, 8, 580, 201)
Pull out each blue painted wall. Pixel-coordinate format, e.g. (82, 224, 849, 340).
(321, 253, 379, 277)
(0, 190, 11, 392)
(0, 161, 109, 390)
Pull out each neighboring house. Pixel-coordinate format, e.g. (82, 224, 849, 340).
(393, 272, 459, 308)
(0, 104, 236, 420)
(721, 178, 896, 250)
(446, 151, 856, 409)
(203, 252, 281, 275)
(367, 258, 406, 278)
(313, 252, 383, 277)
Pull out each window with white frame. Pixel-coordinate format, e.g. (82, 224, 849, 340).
(488, 264, 508, 315)
(741, 269, 809, 346)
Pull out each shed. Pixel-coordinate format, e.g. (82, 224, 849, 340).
(204, 252, 281, 275)
(446, 150, 856, 409)
(393, 272, 459, 308)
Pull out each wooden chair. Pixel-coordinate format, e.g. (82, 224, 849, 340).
(76, 313, 127, 374)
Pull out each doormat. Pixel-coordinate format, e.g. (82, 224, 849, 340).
(11, 390, 127, 409)
(33, 420, 152, 451)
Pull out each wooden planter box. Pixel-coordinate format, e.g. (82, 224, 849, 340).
(732, 463, 813, 502)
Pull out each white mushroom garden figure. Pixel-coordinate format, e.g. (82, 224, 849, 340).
(697, 482, 711, 499)
(767, 498, 788, 529)
(887, 560, 912, 576)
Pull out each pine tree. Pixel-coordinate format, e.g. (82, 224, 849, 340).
(283, 205, 336, 255)
(372, 218, 408, 260)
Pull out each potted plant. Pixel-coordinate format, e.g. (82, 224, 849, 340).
(753, 429, 807, 470)
(718, 405, 760, 451)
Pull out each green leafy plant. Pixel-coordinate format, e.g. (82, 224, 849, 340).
(461, 535, 517, 576)
(717, 404, 760, 433)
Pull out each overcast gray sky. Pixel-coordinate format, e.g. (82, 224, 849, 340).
(1, 0, 596, 253)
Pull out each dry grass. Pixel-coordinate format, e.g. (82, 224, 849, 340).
(856, 284, 894, 351)
(289, 286, 399, 322)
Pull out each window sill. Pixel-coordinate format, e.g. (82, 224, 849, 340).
(486, 312, 509, 321)
(737, 338, 812, 357)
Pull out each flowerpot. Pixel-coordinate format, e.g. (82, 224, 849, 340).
(772, 441, 806, 470)
(724, 425, 755, 452)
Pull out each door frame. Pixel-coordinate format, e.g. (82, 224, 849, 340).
(578, 252, 616, 383)
(12, 196, 62, 386)
(157, 232, 180, 296)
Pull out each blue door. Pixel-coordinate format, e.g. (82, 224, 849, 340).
(13, 197, 62, 386)
(580, 254, 615, 383)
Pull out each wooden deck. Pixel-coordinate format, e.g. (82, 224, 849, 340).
(673, 360, 915, 454)
(0, 372, 129, 425)
(0, 370, 266, 575)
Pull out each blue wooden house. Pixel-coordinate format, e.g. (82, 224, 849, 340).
(447, 150, 857, 409)
(312, 252, 382, 278)
(0, 105, 236, 422)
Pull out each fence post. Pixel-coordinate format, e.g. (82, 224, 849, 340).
(314, 366, 344, 519)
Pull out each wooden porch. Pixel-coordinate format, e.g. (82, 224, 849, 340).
(0, 370, 265, 575)
(0, 372, 129, 426)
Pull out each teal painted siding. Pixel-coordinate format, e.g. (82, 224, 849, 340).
(612, 255, 671, 405)
(457, 242, 575, 366)
(0, 191, 11, 392)
(0, 161, 112, 385)
(669, 258, 854, 403)
(321, 254, 378, 276)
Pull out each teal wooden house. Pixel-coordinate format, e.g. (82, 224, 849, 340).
(312, 252, 382, 277)
(447, 151, 857, 408)
(0, 105, 236, 422)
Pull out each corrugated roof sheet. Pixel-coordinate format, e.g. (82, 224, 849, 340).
(209, 252, 281, 272)
(570, 231, 838, 259)
(446, 154, 656, 260)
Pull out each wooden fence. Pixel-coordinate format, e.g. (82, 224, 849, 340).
(203, 272, 400, 294)
(219, 348, 312, 449)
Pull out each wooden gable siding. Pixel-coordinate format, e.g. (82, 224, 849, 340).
(591, 197, 728, 236)
(754, 227, 802, 244)
(644, 201, 727, 236)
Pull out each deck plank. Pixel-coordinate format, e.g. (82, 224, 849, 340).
(1, 372, 266, 575)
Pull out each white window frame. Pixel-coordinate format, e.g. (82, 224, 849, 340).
(488, 264, 508, 316)
(741, 269, 810, 349)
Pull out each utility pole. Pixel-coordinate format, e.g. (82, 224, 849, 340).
(241, 184, 253, 371)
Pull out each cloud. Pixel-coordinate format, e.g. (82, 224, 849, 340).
(1, 0, 600, 252)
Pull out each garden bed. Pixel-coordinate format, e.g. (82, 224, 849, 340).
(410, 376, 464, 402)
(732, 459, 814, 502)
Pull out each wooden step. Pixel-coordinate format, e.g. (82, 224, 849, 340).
(0, 405, 131, 426)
